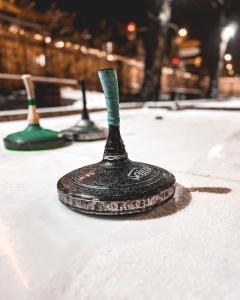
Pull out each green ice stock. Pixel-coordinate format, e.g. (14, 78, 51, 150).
(5, 124, 62, 142)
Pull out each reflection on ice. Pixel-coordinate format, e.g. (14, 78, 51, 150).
(208, 144, 224, 161)
(0, 217, 28, 289)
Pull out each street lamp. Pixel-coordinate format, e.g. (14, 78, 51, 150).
(220, 24, 236, 55)
(220, 24, 237, 59)
(167, 24, 187, 59)
(221, 25, 236, 43)
(217, 23, 237, 87)
(208, 23, 237, 98)
(166, 23, 188, 106)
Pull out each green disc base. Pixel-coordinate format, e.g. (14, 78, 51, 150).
(4, 124, 66, 151)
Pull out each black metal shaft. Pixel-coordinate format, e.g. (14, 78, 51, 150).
(103, 125, 129, 163)
(79, 79, 89, 120)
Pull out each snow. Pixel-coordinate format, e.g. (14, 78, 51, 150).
(0, 108, 240, 299)
(60, 87, 106, 109)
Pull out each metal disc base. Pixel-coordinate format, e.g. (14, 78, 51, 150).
(58, 183, 175, 215)
(62, 119, 107, 141)
(3, 124, 67, 150)
(57, 161, 176, 215)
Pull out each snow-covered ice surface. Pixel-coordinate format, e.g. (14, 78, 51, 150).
(61, 87, 106, 109)
(60, 87, 142, 110)
(147, 97, 240, 110)
(0, 108, 240, 300)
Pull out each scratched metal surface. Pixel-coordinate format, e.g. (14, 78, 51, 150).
(0, 108, 240, 300)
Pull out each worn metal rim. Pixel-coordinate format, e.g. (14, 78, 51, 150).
(57, 182, 176, 215)
(62, 128, 108, 141)
(4, 136, 67, 150)
(73, 130, 108, 141)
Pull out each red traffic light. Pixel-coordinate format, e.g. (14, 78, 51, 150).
(126, 22, 137, 41)
(172, 57, 179, 65)
(126, 22, 136, 33)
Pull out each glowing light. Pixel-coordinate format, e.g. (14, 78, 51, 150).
(221, 24, 236, 42)
(19, 30, 25, 35)
(89, 49, 99, 55)
(106, 41, 113, 53)
(194, 56, 202, 67)
(45, 37, 51, 43)
(127, 22, 136, 32)
(107, 54, 114, 61)
(224, 54, 232, 61)
(179, 28, 187, 37)
(80, 46, 87, 53)
(172, 57, 179, 65)
(184, 72, 191, 79)
(55, 41, 64, 48)
(74, 44, 80, 50)
(34, 34, 43, 41)
(106, 42, 112, 47)
(9, 26, 18, 34)
(226, 63, 233, 70)
(224, 27, 234, 37)
(65, 42, 72, 48)
(35, 54, 45, 66)
(228, 69, 234, 75)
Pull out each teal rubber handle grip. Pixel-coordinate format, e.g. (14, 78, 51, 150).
(98, 68, 120, 127)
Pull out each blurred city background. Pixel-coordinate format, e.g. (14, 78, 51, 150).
(1, 2, 240, 298)
(0, 0, 240, 111)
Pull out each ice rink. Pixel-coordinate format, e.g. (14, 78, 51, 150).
(1, 107, 240, 299)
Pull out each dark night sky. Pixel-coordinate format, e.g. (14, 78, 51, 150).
(33, 0, 240, 74)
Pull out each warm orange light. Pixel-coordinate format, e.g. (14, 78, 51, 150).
(127, 22, 136, 32)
